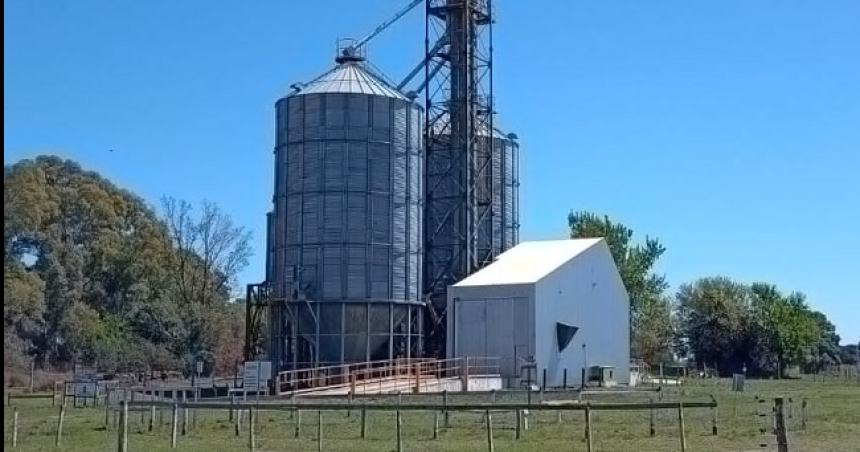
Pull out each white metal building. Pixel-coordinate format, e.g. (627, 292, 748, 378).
(446, 238, 630, 387)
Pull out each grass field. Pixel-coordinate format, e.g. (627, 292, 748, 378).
(4, 377, 859, 451)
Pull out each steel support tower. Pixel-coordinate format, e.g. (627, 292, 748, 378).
(424, 0, 494, 356)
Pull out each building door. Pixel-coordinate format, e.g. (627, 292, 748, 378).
(485, 299, 516, 376)
(455, 297, 529, 379)
(454, 300, 486, 358)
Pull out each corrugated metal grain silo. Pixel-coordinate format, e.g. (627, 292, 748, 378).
(476, 129, 520, 263)
(268, 54, 424, 369)
(424, 124, 520, 302)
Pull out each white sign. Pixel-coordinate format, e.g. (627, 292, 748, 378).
(243, 361, 271, 392)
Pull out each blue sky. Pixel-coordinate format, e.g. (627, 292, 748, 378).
(5, 1, 859, 343)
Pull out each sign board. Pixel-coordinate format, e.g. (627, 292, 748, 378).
(243, 361, 271, 392)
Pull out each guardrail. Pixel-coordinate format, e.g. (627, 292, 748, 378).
(275, 356, 502, 395)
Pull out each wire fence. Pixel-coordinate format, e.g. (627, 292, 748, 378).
(7, 377, 852, 451)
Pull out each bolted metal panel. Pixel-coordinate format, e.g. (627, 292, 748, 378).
(486, 134, 520, 260)
(269, 60, 424, 368)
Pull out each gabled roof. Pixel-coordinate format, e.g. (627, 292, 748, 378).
(453, 238, 605, 287)
(289, 61, 407, 100)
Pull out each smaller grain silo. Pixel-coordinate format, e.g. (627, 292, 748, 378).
(424, 121, 521, 329)
(267, 51, 424, 371)
(475, 129, 520, 265)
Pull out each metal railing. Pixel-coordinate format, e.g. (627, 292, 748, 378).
(276, 356, 501, 395)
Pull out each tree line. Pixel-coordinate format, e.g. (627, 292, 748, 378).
(569, 211, 855, 377)
(4, 156, 251, 377)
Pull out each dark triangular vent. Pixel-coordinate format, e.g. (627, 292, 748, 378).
(556, 322, 579, 352)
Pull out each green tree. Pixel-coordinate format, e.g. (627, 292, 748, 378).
(568, 211, 671, 365)
(749, 283, 821, 376)
(675, 277, 833, 377)
(161, 196, 252, 372)
(635, 295, 675, 365)
(4, 155, 251, 374)
(675, 277, 751, 374)
(807, 310, 842, 371)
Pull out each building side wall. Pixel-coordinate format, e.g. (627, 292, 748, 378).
(534, 241, 630, 386)
(446, 283, 533, 381)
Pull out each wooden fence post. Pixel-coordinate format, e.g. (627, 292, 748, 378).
(249, 408, 256, 452)
(235, 405, 243, 437)
(540, 368, 546, 403)
(55, 404, 65, 447)
(29, 360, 35, 393)
(585, 403, 593, 452)
(118, 400, 129, 452)
(462, 357, 470, 392)
(361, 407, 367, 438)
(105, 388, 111, 428)
(443, 390, 450, 428)
(710, 395, 718, 435)
(317, 410, 323, 452)
(347, 390, 353, 417)
(149, 404, 156, 432)
(12, 406, 18, 448)
(649, 397, 656, 437)
(158, 390, 164, 425)
(290, 392, 295, 419)
(515, 409, 522, 439)
(486, 390, 496, 422)
(294, 409, 302, 438)
(801, 399, 808, 430)
(433, 410, 439, 439)
(182, 392, 188, 436)
(230, 394, 236, 422)
(171, 402, 178, 448)
(527, 384, 532, 406)
(485, 410, 495, 452)
(775, 398, 789, 452)
(677, 402, 687, 452)
(137, 397, 144, 429)
(193, 387, 199, 430)
(396, 410, 403, 452)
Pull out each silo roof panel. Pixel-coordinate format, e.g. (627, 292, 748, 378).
(291, 62, 408, 100)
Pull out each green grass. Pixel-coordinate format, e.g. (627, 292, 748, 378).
(5, 377, 860, 451)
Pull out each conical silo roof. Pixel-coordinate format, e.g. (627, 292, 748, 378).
(289, 61, 408, 100)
